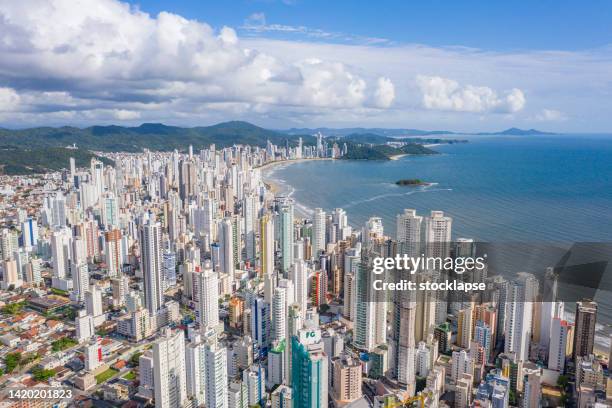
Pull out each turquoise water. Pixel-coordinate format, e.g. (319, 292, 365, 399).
(265, 134, 612, 242)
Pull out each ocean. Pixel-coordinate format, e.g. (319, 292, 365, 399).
(263, 134, 612, 346)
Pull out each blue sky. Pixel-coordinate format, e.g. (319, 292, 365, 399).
(0, 0, 611, 131)
(125, 0, 612, 51)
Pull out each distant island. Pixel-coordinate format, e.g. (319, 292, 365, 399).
(341, 143, 439, 160)
(396, 179, 430, 186)
(476, 127, 556, 136)
(282, 127, 558, 137)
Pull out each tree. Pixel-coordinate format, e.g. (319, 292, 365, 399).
(4, 352, 22, 373)
(31, 365, 55, 382)
(130, 352, 143, 366)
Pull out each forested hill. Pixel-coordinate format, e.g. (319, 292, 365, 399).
(0, 147, 114, 175)
(0, 121, 314, 153)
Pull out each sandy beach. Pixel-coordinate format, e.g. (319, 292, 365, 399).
(258, 157, 335, 194)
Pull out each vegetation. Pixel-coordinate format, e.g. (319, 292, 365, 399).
(3, 352, 40, 374)
(399, 144, 438, 155)
(342, 143, 438, 160)
(31, 365, 55, 382)
(129, 352, 143, 366)
(95, 368, 119, 384)
(123, 370, 137, 381)
(338, 132, 467, 145)
(1, 301, 25, 315)
(396, 179, 429, 186)
(4, 352, 21, 373)
(51, 337, 78, 352)
(0, 147, 113, 175)
(416, 376, 427, 393)
(49, 287, 70, 297)
(0, 121, 314, 153)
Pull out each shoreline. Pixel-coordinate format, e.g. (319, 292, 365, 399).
(259, 157, 335, 195)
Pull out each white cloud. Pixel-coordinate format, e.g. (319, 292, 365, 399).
(113, 109, 141, 120)
(0, 0, 609, 130)
(0, 0, 391, 125)
(0, 87, 20, 111)
(535, 109, 566, 121)
(244, 12, 266, 27)
(416, 75, 525, 113)
(373, 77, 395, 108)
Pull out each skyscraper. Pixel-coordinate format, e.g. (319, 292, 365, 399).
(153, 328, 187, 408)
(219, 217, 235, 281)
(279, 200, 295, 273)
(291, 328, 328, 408)
(396, 209, 422, 256)
(272, 279, 294, 343)
(425, 211, 452, 259)
(243, 193, 257, 261)
(504, 273, 538, 362)
(548, 318, 571, 373)
(573, 299, 597, 359)
(141, 219, 163, 315)
(312, 208, 326, 258)
(195, 262, 220, 331)
(104, 228, 122, 277)
(259, 214, 274, 277)
(205, 339, 229, 408)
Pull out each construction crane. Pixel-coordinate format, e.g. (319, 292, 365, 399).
(384, 392, 433, 408)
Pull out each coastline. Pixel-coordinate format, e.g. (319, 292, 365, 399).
(259, 157, 335, 195)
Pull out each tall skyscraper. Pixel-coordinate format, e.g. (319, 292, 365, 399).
(354, 256, 386, 352)
(312, 208, 326, 258)
(504, 273, 538, 362)
(548, 318, 571, 373)
(573, 299, 597, 359)
(219, 217, 235, 281)
(205, 339, 229, 408)
(272, 279, 294, 343)
(290, 261, 309, 320)
(425, 211, 452, 259)
(259, 214, 274, 277)
(291, 328, 328, 408)
(153, 328, 188, 408)
(396, 209, 422, 256)
(51, 227, 71, 279)
(279, 200, 294, 273)
(243, 194, 257, 261)
(195, 263, 220, 331)
(141, 220, 163, 315)
(104, 228, 122, 277)
(72, 261, 89, 302)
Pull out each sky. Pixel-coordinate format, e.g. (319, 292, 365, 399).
(0, 0, 611, 132)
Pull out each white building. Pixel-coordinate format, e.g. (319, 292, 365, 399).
(153, 329, 187, 408)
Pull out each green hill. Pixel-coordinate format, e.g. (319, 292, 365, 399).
(342, 143, 438, 160)
(0, 121, 314, 153)
(0, 147, 114, 175)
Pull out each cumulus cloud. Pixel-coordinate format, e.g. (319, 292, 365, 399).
(416, 75, 526, 113)
(373, 77, 395, 108)
(0, 87, 20, 111)
(535, 109, 566, 121)
(0, 0, 392, 125)
(113, 109, 141, 120)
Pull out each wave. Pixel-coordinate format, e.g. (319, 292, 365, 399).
(343, 187, 452, 209)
